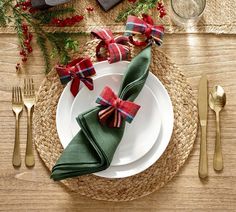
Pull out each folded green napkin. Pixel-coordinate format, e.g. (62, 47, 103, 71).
(51, 46, 151, 181)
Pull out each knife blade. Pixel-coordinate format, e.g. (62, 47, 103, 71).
(198, 73, 208, 179)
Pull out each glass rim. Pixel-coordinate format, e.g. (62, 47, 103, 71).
(171, 0, 206, 20)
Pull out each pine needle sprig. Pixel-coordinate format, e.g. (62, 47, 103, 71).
(33, 7, 75, 24)
(1, 1, 91, 74)
(13, 8, 24, 47)
(116, 0, 161, 22)
(36, 35, 51, 73)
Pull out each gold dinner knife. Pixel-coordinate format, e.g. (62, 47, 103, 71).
(198, 73, 208, 179)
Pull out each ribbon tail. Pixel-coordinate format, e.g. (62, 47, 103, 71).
(81, 78, 94, 90)
(98, 106, 115, 125)
(70, 77, 80, 97)
(109, 109, 122, 128)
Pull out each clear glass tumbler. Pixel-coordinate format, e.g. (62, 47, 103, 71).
(170, 0, 206, 27)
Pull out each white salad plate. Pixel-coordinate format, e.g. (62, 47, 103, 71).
(56, 61, 174, 178)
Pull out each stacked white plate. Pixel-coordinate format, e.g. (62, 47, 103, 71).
(56, 61, 174, 178)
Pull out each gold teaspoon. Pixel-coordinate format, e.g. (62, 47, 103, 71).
(209, 85, 226, 171)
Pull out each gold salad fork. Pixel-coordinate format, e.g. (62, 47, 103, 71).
(23, 78, 35, 167)
(12, 87, 23, 167)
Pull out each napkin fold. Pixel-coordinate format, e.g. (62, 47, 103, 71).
(51, 46, 151, 181)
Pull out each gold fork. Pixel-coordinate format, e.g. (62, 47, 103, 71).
(12, 87, 23, 167)
(23, 78, 35, 167)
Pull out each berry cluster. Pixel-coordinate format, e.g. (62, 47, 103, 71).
(19, 23, 33, 63)
(157, 2, 166, 18)
(15, 0, 37, 14)
(86, 7, 94, 12)
(51, 15, 84, 27)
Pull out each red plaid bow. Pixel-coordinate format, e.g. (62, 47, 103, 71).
(96, 86, 140, 128)
(91, 29, 129, 63)
(56, 58, 96, 97)
(125, 14, 164, 46)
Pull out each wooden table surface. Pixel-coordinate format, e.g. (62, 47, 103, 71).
(0, 33, 236, 211)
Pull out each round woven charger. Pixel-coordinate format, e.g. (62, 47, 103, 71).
(33, 40, 198, 201)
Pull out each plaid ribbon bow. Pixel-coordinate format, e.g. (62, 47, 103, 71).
(96, 86, 140, 128)
(124, 14, 164, 46)
(91, 28, 129, 63)
(56, 58, 96, 97)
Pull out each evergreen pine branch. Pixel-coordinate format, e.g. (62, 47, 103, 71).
(12, 8, 24, 47)
(36, 35, 51, 74)
(33, 7, 75, 24)
(46, 32, 77, 64)
(1, 2, 87, 74)
(116, 0, 161, 22)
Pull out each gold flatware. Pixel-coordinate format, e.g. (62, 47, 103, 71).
(198, 73, 208, 179)
(209, 85, 226, 171)
(23, 78, 35, 167)
(12, 87, 23, 167)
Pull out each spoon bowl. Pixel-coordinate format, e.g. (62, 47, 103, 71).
(209, 85, 226, 112)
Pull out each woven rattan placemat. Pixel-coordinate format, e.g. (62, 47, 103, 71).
(1, 0, 236, 34)
(32, 40, 198, 201)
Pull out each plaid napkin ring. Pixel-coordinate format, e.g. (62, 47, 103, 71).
(92, 28, 129, 63)
(124, 14, 164, 47)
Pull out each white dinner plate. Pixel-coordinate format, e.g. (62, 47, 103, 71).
(56, 61, 174, 178)
(70, 73, 161, 166)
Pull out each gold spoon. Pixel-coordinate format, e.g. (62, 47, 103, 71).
(209, 85, 226, 171)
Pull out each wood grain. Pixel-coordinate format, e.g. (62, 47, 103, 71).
(0, 33, 236, 211)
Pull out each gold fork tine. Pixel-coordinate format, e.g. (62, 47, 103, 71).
(27, 79, 29, 95)
(19, 87, 23, 102)
(14, 87, 16, 102)
(15, 87, 18, 102)
(17, 87, 19, 102)
(24, 79, 26, 95)
(17, 87, 22, 103)
(29, 79, 32, 95)
(31, 78, 35, 95)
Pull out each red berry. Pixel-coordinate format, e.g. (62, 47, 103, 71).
(86, 7, 94, 12)
(22, 5, 27, 10)
(51, 18, 58, 24)
(22, 23, 28, 32)
(24, 40, 30, 46)
(22, 57, 27, 62)
(157, 2, 164, 10)
(75, 15, 83, 21)
(20, 50, 26, 56)
(160, 10, 167, 18)
(27, 46, 33, 53)
(28, 33, 33, 41)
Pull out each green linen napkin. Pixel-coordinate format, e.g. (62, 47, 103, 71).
(51, 46, 151, 181)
